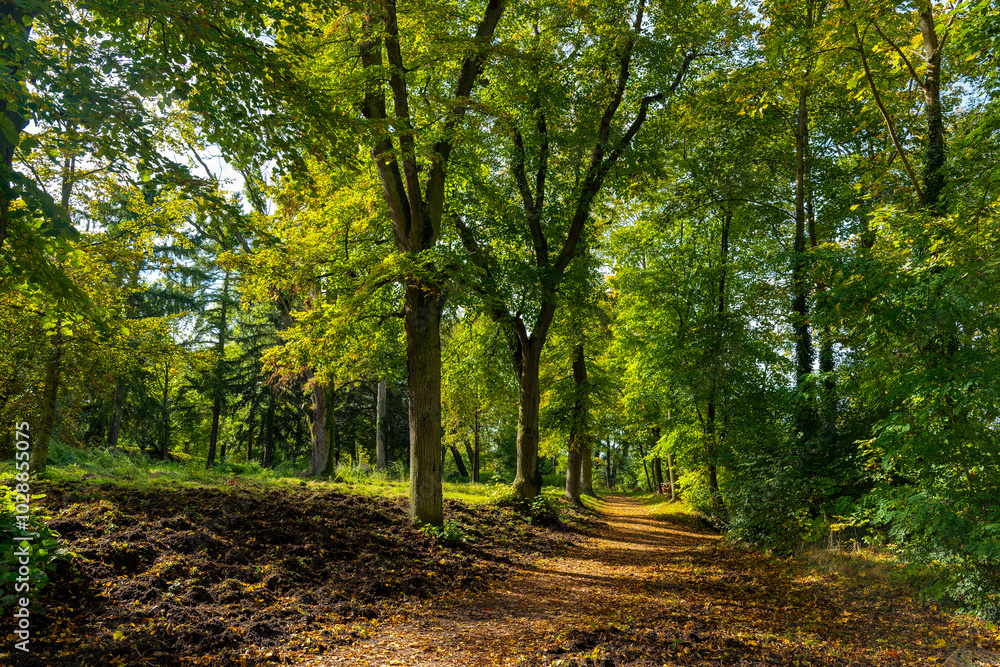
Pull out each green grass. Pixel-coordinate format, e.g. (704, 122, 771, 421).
(0, 443, 519, 507)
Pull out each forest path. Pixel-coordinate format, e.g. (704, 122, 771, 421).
(302, 494, 717, 667)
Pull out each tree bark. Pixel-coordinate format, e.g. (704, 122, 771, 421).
(206, 270, 230, 468)
(107, 377, 125, 449)
(472, 408, 481, 482)
(512, 338, 543, 500)
(30, 334, 62, 474)
(581, 442, 596, 497)
(652, 456, 663, 495)
(642, 454, 653, 493)
(705, 401, 726, 516)
(464, 441, 475, 476)
(376, 380, 388, 470)
(792, 81, 816, 449)
(449, 445, 470, 478)
(666, 453, 677, 502)
(564, 342, 588, 505)
(262, 392, 275, 468)
(358, 0, 507, 525)
(308, 379, 332, 476)
(0, 4, 32, 251)
(918, 3, 945, 212)
(405, 284, 444, 525)
(246, 401, 255, 463)
(161, 361, 170, 459)
(605, 441, 613, 489)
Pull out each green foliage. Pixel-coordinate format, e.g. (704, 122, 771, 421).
(0, 488, 74, 611)
(419, 519, 468, 544)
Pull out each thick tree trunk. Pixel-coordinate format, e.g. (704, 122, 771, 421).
(565, 446, 583, 505)
(449, 445, 469, 478)
(30, 336, 62, 474)
(405, 284, 443, 525)
(512, 339, 543, 500)
(376, 380, 388, 470)
(642, 455, 653, 493)
(652, 457, 663, 495)
(308, 380, 332, 476)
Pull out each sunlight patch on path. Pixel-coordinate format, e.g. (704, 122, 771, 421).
(299, 495, 716, 667)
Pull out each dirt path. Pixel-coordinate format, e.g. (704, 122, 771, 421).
(302, 495, 718, 667)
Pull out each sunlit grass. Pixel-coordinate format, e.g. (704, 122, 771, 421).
(0, 443, 534, 508)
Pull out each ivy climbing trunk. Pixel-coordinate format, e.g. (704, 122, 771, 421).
(29, 333, 62, 474)
(918, 2, 945, 213)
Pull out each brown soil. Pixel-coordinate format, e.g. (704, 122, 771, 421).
(2, 480, 575, 667)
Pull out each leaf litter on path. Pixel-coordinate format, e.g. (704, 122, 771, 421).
(304, 495, 1000, 667)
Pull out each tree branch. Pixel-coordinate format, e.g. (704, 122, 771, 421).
(870, 21, 924, 88)
(359, 5, 411, 251)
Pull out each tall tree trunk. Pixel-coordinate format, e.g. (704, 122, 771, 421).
(472, 408, 481, 482)
(359, 0, 508, 527)
(107, 377, 125, 448)
(160, 361, 170, 459)
(30, 334, 62, 474)
(464, 441, 475, 476)
(405, 285, 444, 525)
(605, 441, 613, 488)
(565, 342, 587, 505)
(705, 401, 725, 516)
(206, 270, 230, 469)
(581, 442, 596, 497)
(652, 456, 664, 495)
(642, 454, 653, 493)
(565, 446, 583, 504)
(376, 380, 388, 470)
(246, 402, 255, 463)
(262, 392, 275, 468)
(512, 338, 543, 500)
(449, 445, 470, 478)
(666, 453, 677, 502)
(308, 379, 334, 476)
(792, 82, 816, 451)
(919, 3, 945, 213)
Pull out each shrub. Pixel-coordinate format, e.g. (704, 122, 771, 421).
(0, 487, 74, 612)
